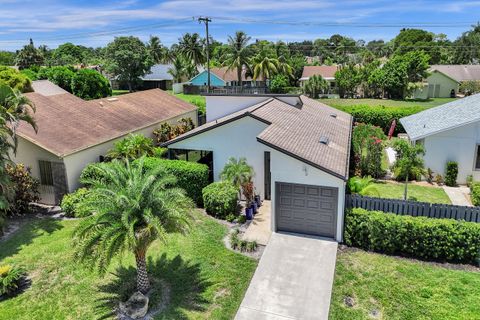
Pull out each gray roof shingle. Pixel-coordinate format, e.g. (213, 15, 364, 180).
(141, 64, 174, 81)
(400, 94, 480, 140)
(164, 95, 352, 180)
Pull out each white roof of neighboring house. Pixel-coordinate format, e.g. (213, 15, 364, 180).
(164, 95, 353, 180)
(430, 65, 480, 82)
(141, 64, 174, 81)
(400, 94, 480, 140)
(31, 80, 69, 96)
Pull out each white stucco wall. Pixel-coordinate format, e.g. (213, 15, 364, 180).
(63, 110, 197, 192)
(205, 95, 301, 122)
(168, 116, 270, 197)
(268, 149, 346, 242)
(419, 121, 480, 184)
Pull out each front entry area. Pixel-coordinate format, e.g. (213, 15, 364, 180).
(275, 182, 338, 238)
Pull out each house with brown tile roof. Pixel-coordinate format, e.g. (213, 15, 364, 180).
(162, 94, 352, 242)
(14, 81, 198, 204)
(299, 65, 339, 97)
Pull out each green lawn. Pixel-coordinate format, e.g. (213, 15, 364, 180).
(321, 98, 456, 110)
(330, 248, 480, 320)
(112, 89, 129, 96)
(0, 211, 257, 319)
(360, 181, 451, 204)
(167, 91, 206, 115)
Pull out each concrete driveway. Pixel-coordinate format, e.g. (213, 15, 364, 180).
(235, 232, 338, 320)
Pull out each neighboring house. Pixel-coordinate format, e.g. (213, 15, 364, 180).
(163, 93, 352, 242)
(412, 69, 460, 99)
(15, 80, 197, 204)
(140, 64, 174, 90)
(299, 65, 338, 89)
(400, 94, 480, 184)
(189, 67, 266, 87)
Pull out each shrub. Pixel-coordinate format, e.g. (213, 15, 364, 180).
(445, 161, 458, 187)
(347, 176, 374, 194)
(71, 69, 111, 100)
(351, 123, 386, 177)
(340, 105, 424, 134)
(467, 175, 474, 188)
(426, 168, 434, 184)
(106, 134, 157, 160)
(344, 208, 480, 264)
(141, 157, 209, 206)
(60, 188, 95, 218)
(0, 264, 25, 296)
(470, 182, 480, 206)
(434, 174, 444, 185)
(202, 181, 237, 219)
(269, 74, 290, 93)
(79, 162, 113, 187)
(5, 164, 40, 216)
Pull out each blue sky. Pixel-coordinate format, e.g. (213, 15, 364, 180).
(0, 0, 479, 51)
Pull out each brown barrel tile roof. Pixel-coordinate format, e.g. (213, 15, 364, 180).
(18, 89, 197, 156)
(164, 95, 352, 180)
(301, 65, 339, 79)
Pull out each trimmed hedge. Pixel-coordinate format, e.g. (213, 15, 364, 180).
(471, 182, 480, 206)
(141, 157, 209, 206)
(202, 181, 238, 219)
(445, 161, 458, 187)
(60, 188, 96, 218)
(345, 208, 480, 264)
(339, 105, 424, 134)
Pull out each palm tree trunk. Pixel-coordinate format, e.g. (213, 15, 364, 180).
(135, 250, 150, 294)
(237, 67, 243, 87)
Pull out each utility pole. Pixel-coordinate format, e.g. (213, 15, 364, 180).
(198, 16, 211, 93)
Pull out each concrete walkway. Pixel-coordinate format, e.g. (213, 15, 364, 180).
(236, 233, 338, 320)
(242, 200, 272, 246)
(443, 186, 472, 206)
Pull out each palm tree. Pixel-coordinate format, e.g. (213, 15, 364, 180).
(0, 84, 37, 211)
(392, 139, 426, 200)
(303, 75, 329, 98)
(251, 51, 279, 81)
(72, 158, 193, 294)
(222, 31, 251, 86)
(178, 33, 206, 66)
(146, 36, 164, 64)
(220, 157, 254, 199)
(168, 57, 186, 83)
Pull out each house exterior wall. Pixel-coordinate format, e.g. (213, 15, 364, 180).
(413, 71, 459, 99)
(167, 115, 346, 242)
(190, 71, 225, 87)
(418, 122, 480, 184)
(268, 149, 346, 242)
(63, 110, 197, 192)
(205, 95, 301, 122)
(168, 116, 270, 197)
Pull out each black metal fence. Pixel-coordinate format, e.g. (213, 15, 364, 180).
(346, 194, 480, 223)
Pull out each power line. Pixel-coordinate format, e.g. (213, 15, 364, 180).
(198, 16, 212, 92)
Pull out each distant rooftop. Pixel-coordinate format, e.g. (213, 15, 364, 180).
(430, 65, 480, 82)
(32, 80, 69, 96)
(140, 64, 174, 81)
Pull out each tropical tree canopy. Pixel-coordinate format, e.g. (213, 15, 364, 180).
(15, 39, 44, 70)
(222, 31, 251, 86)
(146, 36, 170, 64)
(392, 139, 426, 200)
(178, 33, 206, 66)
(220, 157, 254, 190)
(303, 74, 329, 98)
(106, 134, 163, 160)
(0, 84, 37, 211)
(72, 158, 193, 293)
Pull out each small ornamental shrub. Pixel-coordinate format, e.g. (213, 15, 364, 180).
(141, 158, 209, 206)
(60, 188, 95, 218)
(466, 175, 474, 188)
(344, 208, 480, 264)
(470, 182, 480, 206)
(434, 174, 444, 185)
(340, 105, 423, 135)
(237, 215, 247, 224)
(351, 123, 386, 177)
(80, 162, 113, 187)
(225, 213, 236, 222)
(5, 164, 40, 216)
(426, 168, 434, 184)
(445, 161, 458, 187)
(202, 181, 238, 219)
(0, 265, 25, 296)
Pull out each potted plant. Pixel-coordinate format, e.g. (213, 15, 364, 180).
(242, 181, 255, 219)
(254, 194, 261, 207)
